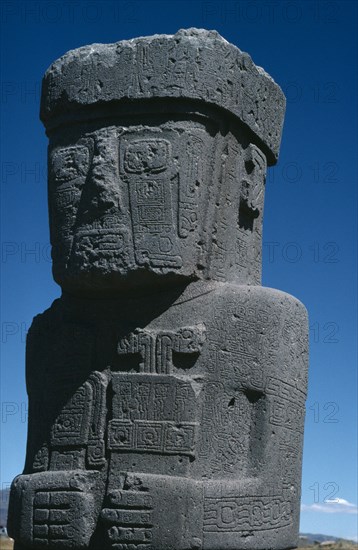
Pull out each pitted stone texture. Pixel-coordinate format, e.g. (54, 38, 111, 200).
(8, 29, 309, 550)
(48, 115, 267, 291)
(8, 470, 103, 549)
(8, 282, 308, 550)
(40, 28, 285, 162)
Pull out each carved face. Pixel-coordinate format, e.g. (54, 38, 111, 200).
(49, 124, 202, 291)
(49, 127, 127, 290)
(48, 120, 266, 291)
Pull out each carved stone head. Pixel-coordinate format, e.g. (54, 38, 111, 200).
(41, 29, 285, 292)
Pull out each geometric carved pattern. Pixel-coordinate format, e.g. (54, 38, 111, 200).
(203, 494, 292, 532)
(108, 419, 197, 456)
(51, 383, 92, 447)
(32, 489, 96, 548)
(121, 135, 182, 269)
(117, 325, 205, 374)
(102, 487, 154, 548)
(111, 374, 197, 423)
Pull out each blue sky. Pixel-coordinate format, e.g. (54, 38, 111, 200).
(1, 0, 357, 540)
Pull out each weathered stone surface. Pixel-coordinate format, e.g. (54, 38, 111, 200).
(47, 115, 268, 291)
(8, 29, 308, 550)
(40, 29, 285, 162)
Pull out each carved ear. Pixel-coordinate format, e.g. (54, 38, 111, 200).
(239, 144, 267, 231)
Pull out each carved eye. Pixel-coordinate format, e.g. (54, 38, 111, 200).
(245, 159, 255, 174)
(123, 139, 171, 174)
(50, 145, 90, 184)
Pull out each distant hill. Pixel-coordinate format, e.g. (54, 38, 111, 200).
(299, 534, 357, 546)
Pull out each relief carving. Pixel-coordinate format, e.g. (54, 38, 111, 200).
(8, 29, 308, 550)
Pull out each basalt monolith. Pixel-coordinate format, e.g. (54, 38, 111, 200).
(8, 29, 308, 550)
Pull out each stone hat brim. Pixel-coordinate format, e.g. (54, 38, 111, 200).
(40, 28, 285, 164)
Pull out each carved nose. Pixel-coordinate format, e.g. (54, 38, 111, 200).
(85, 152, 120, 216)
(88, 182, 117, 211)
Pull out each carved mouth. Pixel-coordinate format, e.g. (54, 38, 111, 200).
(73, 225, 125, 255)
(74, 215, 124, 249)
(76, 215, 121, 233)
(76, 228, 121, 237)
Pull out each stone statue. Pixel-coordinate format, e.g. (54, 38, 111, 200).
(8, 29, 308, 550)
